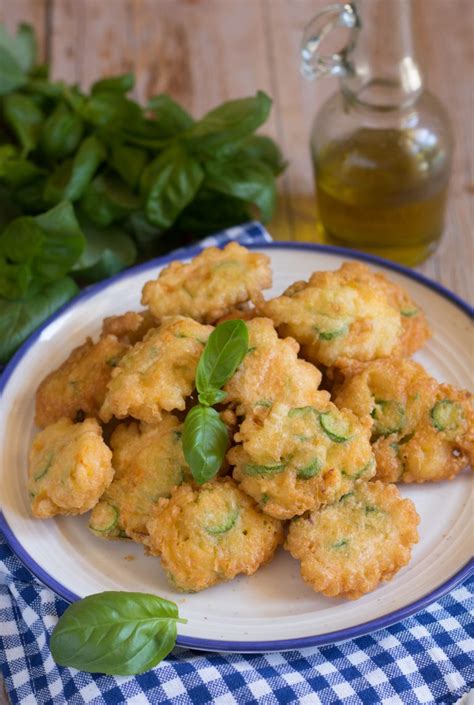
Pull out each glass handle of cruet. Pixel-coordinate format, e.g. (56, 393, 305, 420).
(301, 2, 359, 81)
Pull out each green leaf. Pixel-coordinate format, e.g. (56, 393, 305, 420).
(50, 591, 185, 675)
(0, 216, 43, 298)
(126, 211, 164, 253)
(13, 177, 48, 213)
(147, 94, 194, 136)
(0, 23, 36, 73)
(91, 73, 134, 95)
(33, 201, 85, 281)
(81, 172, 142, 227)
(109, 143, 147, 189)
(0, 276, 78, 363)
(44, 135, 106, 203)
(0, 46, 26, 95)
(198, 388, 228, 407)
(182, 405, 229, 484)
(196, 320, 249, 395)
(183, 91, 271, 157)
(39, 102, 84, 160)
(239, 135, 287, 175)
(204, 158, 276, 221)
(72, 216, 137, 282)
(175, 188, 251, 236)
(144, 145, 204, 229)
(0, 145, 45, 188)
(3, 93, 44, 155)
(80, 92, 142, 129)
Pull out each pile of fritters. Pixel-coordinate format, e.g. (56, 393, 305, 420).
(29, 243, 473, 599)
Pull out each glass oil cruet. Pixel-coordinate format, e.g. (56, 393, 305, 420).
(301, 0, 453, 266)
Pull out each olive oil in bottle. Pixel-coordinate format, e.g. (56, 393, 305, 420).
(301, 0, 453, 266)
(313, 127, 451, 265)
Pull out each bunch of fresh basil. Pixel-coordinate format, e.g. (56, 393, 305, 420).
(0, 23, 285, 363)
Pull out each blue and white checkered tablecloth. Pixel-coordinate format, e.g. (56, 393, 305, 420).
(1, 223, 473, 705)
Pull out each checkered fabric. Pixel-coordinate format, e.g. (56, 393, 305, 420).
(1, 223, 473, 704)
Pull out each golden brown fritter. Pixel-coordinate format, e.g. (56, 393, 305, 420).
(141, 242, 271, 323)
(101, 310, 158, 344)
(228, 399, 375, 520)
(223, 317, 322, 419)
(89, 414, 190, 542)
(334, 358, 474, 483)
(35, 335, 129, 428)
(28, 417, 113, 519)
(285, 480, 419, 599)
(261, 262, 404, 367)
(100, 317, 213, 423)
(146, 478, 283, 592)
(370, 272, 431, 356)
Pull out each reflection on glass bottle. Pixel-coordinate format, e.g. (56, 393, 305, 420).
(302, 0, 453, 266)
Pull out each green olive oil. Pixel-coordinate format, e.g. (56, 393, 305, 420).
(313, 128, 450, 265)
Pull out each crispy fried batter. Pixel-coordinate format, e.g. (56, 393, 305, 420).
(89, 414, 189, 542)
(35, 335, 129, 428)
(99, 317, 213, 423)
(370, 272, 431, 355)
(261, 263, 404, 367)
(146, 478, 283, 592)
(228, 400, 375, 520)
(141, 242, 271, 323)
(101, 310, 158, 344)
(285, 480, 419, 599)
(215, 304, 258, 324)
(28, 417, 113, 519)
(223, 317, 322, 419)
(334, 358, 474, 483)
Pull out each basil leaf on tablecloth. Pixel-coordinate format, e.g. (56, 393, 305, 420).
(50, 591, 186, 676)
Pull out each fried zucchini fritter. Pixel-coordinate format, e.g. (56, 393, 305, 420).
(28, 417, 113, 519)
(35, 335, 129, 428)
(261, 263, 405, 367)
(228, 399, 375, 520)
(146, 478, 283, 592)
(89, 414, 189, 542)
(141, 242, 271, 323)
(101, 310, 158, 344)
(334, 358, 474, 483)
(285, 481, 419, 599)
(223, 317, 322, 419)
(100, 317, 212, 423)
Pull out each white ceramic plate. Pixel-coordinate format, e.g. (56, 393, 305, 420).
(1, 243, 473, 652)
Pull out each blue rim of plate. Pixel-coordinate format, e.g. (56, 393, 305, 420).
(1, 238, 473, 653)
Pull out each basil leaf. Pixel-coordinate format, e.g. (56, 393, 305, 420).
(81, 92, 142, 129)
(91, 73, 134, 95)
(13, 177, 49, 213)
(147, 94, 194, 136)
(0, 46, 26, 95)
(0, 145, 44, 189)
(0, 216, 43, 298)
(33, 201, 85, 282)
(198, 388, 228, 407)
(0, 276, 78, 363)
(109, 143, 147, 189)
(50, 591, 186, 675)
(239, 135, 287, 175)
(44, 135, 106, 203)
(175, 188, 251, 237)
(196, 319, 249, 395)
(145, 145, 204, 228)
(81, 172, 142, 227)
(39, 102, 84, 160)
(0, 23, 36, 73)
(182, 405, 229, 484)
(184, 91, 271, 157)
(204, 158, 276, 222)
(126, 211, 165, 254)
(3, 94, 44, 155)
(72, 217, 137, 282)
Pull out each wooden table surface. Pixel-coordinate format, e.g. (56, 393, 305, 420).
(0, 1, 472, 701)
